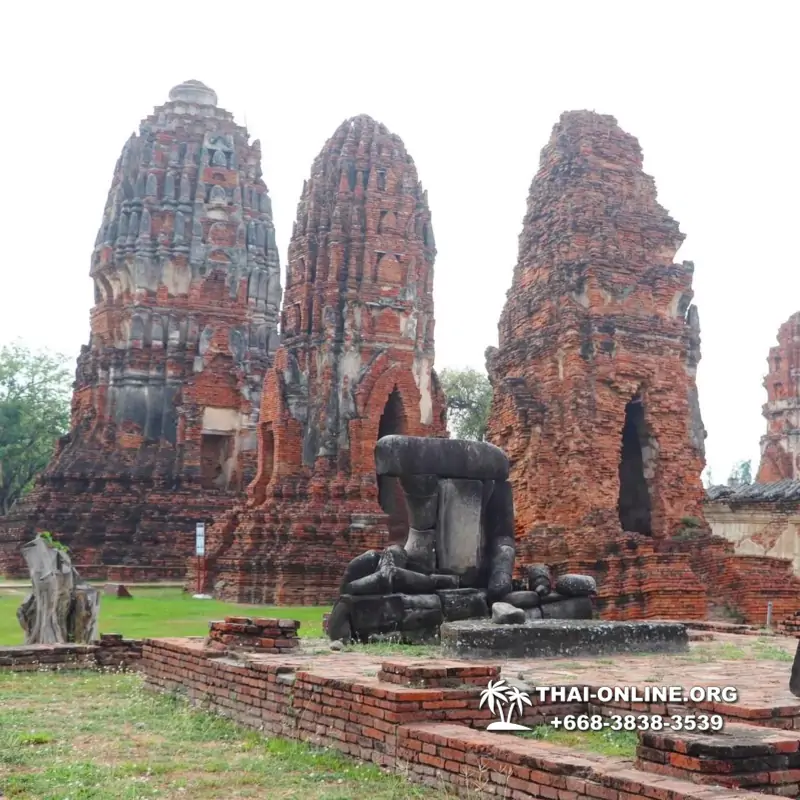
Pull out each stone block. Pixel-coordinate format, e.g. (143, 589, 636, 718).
(491, 602, 525, 624)
(554, 574, 597, 597)
(501, 590, 540, 608)
(437, 589, 489, 621)
(441, 619, 690, 659)
(436, 479, 484, 584)
(540, 596, 593, 620)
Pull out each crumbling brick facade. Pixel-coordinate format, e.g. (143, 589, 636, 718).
(757, 312, 800, 482)
(485, 111, 800, 623)
(195, 115, 447, 604)
(0, 80, 281, 579)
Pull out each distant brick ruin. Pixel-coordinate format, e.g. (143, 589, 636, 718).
(0, 81, 281, 579)
(704, 312, 800, 577)
(486, 111, 800, 624)
(757, 312, 800, 482)
(193, 115, 447, 604)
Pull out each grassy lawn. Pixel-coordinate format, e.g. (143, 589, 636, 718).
(518, 725, 637, 757)
(0, 587, 329, 646)
(0, 671, 441, 799)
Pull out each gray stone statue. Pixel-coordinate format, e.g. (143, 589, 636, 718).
(327, 435, 596, 643)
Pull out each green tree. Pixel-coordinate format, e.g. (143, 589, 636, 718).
(438, 367, 493, 441)
(0, 342, 72, 515)
(727, 459, 753, 488)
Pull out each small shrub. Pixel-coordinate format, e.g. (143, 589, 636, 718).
(38, 531, 69, 554)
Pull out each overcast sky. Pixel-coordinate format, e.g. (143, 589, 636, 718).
(1, 1, 797, 484)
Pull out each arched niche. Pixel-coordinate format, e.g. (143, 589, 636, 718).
(376, 385, 410, 542)
(617, 393, 654, 535)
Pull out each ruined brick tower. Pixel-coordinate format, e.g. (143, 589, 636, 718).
(757, 312, 800, 482)
(0, 80, 282, 579)
(197, 114, 448, 604)
(486, 111, 713, 618)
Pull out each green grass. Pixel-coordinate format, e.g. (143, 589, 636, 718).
(680, 638, 795, 664)
(517, 725, 637, 757)
(0, 670, 442, 799)
(0, 587, 329, 646)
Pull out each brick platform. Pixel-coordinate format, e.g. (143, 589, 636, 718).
(206, 616, 299, 652)
(638, 724, 800, 794)
(140, 636, 800, 800)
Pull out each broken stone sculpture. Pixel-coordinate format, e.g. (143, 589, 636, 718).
(327, 435, 513, 643)
(327, 435, 597, 643)
(16, 535, 99, 645)
(510, 564, 597, 622)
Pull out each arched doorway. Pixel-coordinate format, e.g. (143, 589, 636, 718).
(617, 396, 653, 534)
(377, 386, 409, 542)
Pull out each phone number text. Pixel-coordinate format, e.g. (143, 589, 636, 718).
(550, 714, 724, 732)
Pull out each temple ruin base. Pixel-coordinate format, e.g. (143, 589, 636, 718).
(138, 635, 800, 799)
(440, 619, 689, 659)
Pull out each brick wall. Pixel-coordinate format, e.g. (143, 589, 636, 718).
(0, 635, 142, 672)
(140, 639, 778, 800)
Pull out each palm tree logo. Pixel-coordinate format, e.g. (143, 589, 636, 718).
(479, 679, 533, 731)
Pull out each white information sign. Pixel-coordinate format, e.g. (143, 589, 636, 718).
(195, 522, 206, 557)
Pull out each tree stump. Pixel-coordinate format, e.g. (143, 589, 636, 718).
(16, 536, 99, 644)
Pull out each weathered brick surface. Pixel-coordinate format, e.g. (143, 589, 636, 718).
(637, 723, 800, 795)
(0, 81, 281, 579)
(377, 660, 500, 688)
(205, 616, 299, 652)
(484, 110, 798, 625)
(757, 313, 800, 483)
(195, 115, 447, 604)
(140, 639, 779, 800)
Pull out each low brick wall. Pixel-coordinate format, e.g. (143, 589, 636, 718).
(637, 723, 800, 795)
(94, 634, 144, 669)
(0, 643, 96, 671)
(206, 616, 300, 652)
(0, 634, 143, 672)
(74, 565, 187, 582)
(140, 638, 779, 800)
(777, 612, 800, 637)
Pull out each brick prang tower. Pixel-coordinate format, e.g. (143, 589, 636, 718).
(486, 111, 711, 619)
(757, 312, 800, 482)
(0, 80, 282, 579)
(198, 114, 448, 604)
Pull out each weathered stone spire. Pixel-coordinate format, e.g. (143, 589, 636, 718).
(0, 81, 282, 578)
(757, 311, 800, 482)
(195, 114, 447, 604)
